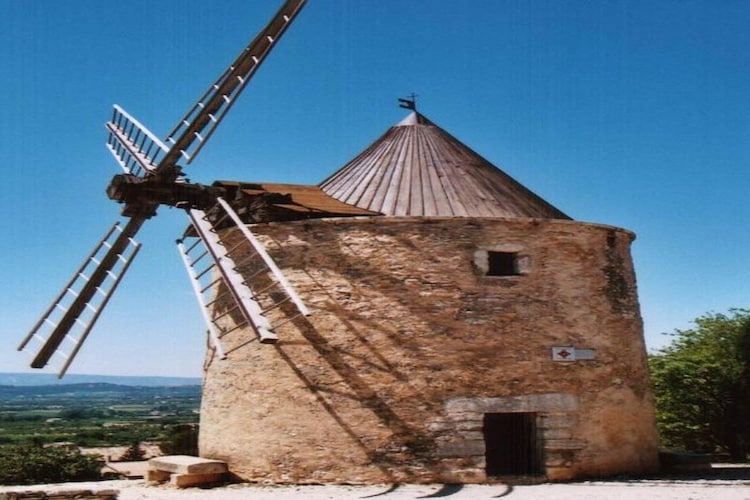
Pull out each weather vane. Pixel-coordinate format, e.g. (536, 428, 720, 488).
(398, 93, 418, 111)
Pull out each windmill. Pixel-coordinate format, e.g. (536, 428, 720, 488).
(18, 0, 309, 378)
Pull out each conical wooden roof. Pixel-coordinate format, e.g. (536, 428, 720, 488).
(319, 112, 569, 219)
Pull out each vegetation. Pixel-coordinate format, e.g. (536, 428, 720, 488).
(0, 383, 200, 448)
(649, 308, 750, 461)
(159, 424, 200, 456)
(0, 443, 102, 485)
(0, 381, 201, 485)
(120, 441, 146, 461)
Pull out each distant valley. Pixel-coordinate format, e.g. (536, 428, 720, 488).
(0, 373, 201, 453)
(0, 372, 201, 387)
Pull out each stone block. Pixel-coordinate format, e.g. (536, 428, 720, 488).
(539, 414, 577, 429)
(169, 472, 229, 488)
(145, 469, 172, 482)
(427, 421, 453, 432)
(436, 439, 484, 458)
(544, 438, 586, 450)
(148, 455, 228, 475)
(445, 393, 579, 416)
(456, 429, 484, 440)
(454, 421, 482, 432)
(546, 466, 577, 481)
(544, 452, 573, 468)
(542, 428, 572, 439)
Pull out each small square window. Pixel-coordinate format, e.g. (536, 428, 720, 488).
(487, 251, 519, 276)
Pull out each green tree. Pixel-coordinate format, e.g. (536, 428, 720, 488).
(120, 441, 145, 461)
(649, 308, 750, 460)
(159, 424, 199, 456)
(0, 444, 102, 485)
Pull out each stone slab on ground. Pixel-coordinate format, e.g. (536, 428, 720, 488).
(147, 456, 228, 488)
(147, 456, 227, 475)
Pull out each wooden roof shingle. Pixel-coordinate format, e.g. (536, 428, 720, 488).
(319, 112, 570, 219)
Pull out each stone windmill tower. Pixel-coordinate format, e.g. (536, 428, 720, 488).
(16, 0, 657, 481)
(198, 104, 660, 483)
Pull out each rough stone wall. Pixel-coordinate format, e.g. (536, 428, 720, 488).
(199, 216, 659, 483)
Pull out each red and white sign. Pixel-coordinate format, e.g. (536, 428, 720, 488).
(552, 346, 576, 361)
(551, 346, 596, 361)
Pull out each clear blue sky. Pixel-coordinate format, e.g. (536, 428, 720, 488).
(1, 0, 748, 377)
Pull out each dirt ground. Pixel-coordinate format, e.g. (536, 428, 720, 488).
(2, 465, 749, 500)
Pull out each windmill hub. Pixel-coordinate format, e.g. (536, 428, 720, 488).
(106, 173, 226, 218)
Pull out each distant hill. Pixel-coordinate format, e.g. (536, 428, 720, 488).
(0, 382, 201, 400)
(0, 372, 201, 387)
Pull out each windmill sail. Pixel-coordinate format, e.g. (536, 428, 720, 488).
(106, 105, 169, 177)
(20, 0, 308, 377)
(18, 219, 143, 377)
(162, 0, 307, 168)
(177, 197, 310, 355)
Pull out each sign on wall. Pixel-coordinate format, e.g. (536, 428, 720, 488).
(551, 346, 596, 361)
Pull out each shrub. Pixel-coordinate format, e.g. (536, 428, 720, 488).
(0, 444, 102, 485)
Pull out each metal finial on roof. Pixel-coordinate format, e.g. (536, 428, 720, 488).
(398, 94, 418, 111)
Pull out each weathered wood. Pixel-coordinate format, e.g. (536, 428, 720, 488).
(320, 111, 570, 219)
(209, 181, 378, 225)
